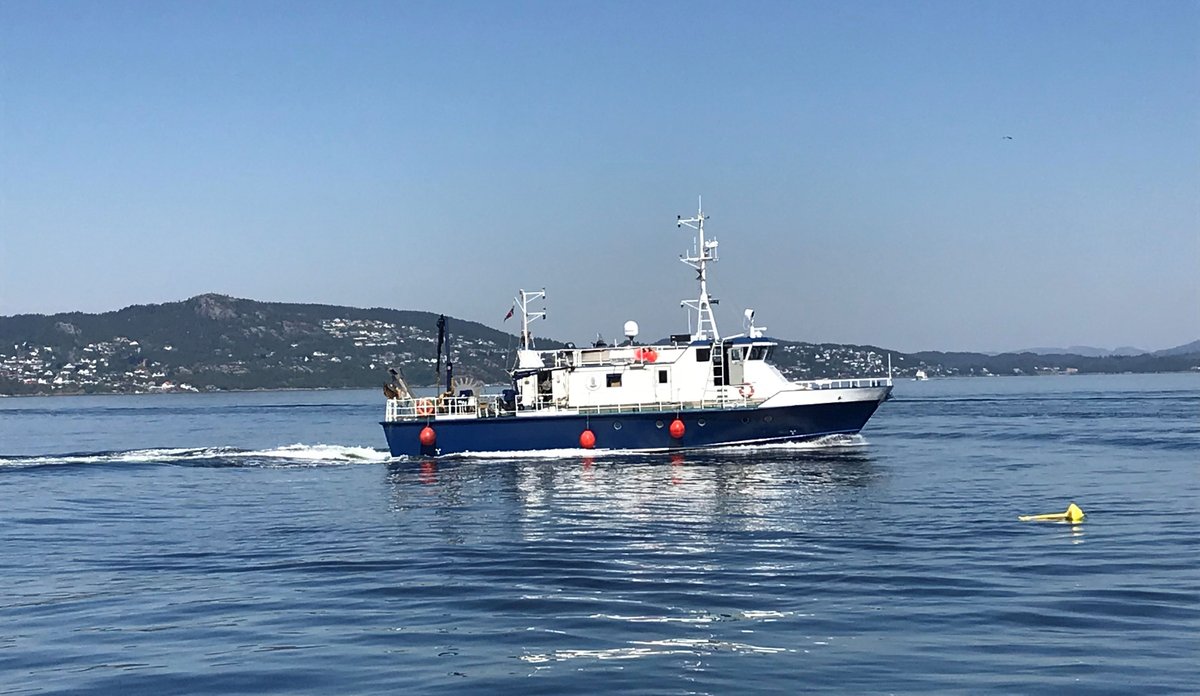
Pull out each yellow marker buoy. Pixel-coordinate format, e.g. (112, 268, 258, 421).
(1019, 502, 1084, 523)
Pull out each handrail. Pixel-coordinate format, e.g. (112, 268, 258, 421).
(383, 377, 892, 422)
(573, 398, 745, 415)
(796, 377, 893, 390)
(385, 395, 493, 421)
(552, 346, 677, 369)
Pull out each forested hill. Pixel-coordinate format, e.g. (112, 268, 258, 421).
(1, 294, 1197, 395)
(0, 294, 545, 394)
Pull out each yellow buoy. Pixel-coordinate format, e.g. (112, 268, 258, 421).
(1019, 502, 1085, 523)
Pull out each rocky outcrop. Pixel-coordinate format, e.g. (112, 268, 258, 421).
(193, 294, 239, 321)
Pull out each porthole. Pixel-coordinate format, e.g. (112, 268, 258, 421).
(655, 420, 664, 429)
(613, 422, 622, 430)
(741, 417, 750, 424)
(697, 419, 707, 427)
(764, 415, 773, 423)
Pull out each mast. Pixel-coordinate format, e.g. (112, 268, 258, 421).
(517, 288, 546, 350)
(511, 288, 548, 371)
(676, 197, 720, 341)
(435, 314, 446, 384)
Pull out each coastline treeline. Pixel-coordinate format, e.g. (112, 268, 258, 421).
(1, 295, 1196, 395)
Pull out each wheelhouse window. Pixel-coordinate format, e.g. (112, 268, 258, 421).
(749, 345, 773, 361)
(729, 347, 744, 362)
(606, 373, 622, 387)
(696, 347, 711, 362)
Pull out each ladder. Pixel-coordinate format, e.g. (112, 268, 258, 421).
(711, 339, 726, 402)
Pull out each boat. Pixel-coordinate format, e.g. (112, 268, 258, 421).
(381, 202, 893, 456)
(914, 369, 928, 381)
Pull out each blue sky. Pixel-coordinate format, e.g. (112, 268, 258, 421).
(2, 0, 1197, 352)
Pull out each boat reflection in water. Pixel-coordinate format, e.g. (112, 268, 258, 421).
(384, 438, 880, 668)
(386, 436, 877, 536)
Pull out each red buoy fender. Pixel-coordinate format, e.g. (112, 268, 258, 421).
(580, 429, 596, 449)
(644, 348, 658, 363)
(419, 426, 436, 447)
(669, 419, 685, 439)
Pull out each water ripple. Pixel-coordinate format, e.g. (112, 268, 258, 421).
(1, 376, 1197, 694)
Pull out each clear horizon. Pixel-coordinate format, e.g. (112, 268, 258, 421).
(2, 1, 1197, 354)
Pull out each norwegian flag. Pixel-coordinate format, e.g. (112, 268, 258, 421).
(503, 304, 515, 321)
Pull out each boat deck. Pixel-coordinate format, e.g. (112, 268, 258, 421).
(384, 376, 892, 423)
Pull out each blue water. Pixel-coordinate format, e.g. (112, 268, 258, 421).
(2, 374, 1197, 694)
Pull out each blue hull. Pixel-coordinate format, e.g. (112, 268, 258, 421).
(381, 398, 887, 457)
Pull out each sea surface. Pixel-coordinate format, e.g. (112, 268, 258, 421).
(1, 374, 1197, 694)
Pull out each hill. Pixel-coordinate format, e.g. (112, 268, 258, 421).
(1013, 345, 1147, 357)
(2, 295, 1197, 395)
(1155, 340, 1200, 357)
(0, 294, 555, 395)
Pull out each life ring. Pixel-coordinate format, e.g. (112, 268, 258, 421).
(415, 398, 435, 416)
(738, 384, 755, 399)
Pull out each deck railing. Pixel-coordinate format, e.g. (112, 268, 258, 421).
(385, 395, 494, 421)
(384, 377, 892, 422)
(799, 377, 893, 390)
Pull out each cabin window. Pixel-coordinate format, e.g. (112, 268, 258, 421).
(658, 370, 668, 384)
(696, 347, 711, 362)
(750, 345, 773, 361)
(730, 347, 744, 362)
(606, 373, 622, 388)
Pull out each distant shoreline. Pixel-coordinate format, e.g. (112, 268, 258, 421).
(4, 371, 1197, 399)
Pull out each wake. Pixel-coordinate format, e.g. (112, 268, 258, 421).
(0, 443, 392, 469)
